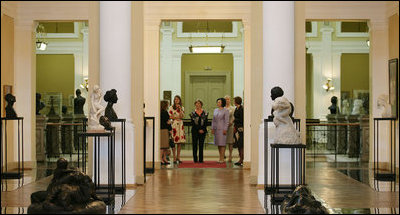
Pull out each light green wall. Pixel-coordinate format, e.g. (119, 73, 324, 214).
(306, 53, 313, 118)
(36, 54, 75, 107)
(340, 53, 369, 98)
(181, 53, 233, 100)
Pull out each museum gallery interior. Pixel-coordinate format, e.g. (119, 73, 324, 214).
(1, 1, 399, 214)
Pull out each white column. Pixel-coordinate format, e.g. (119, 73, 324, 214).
(263, 1, 295, 119)
(100, 1, 135, 184)
(260, 1, 295, 185)
(160, 24, 174, 99)
(369, 19, 390, 166)
(14, 20, 36, 167)
(233, 54, 244, 98)
(81, 27, 89, 115)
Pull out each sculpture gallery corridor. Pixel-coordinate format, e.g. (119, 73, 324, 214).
(1, 1, 399, 214)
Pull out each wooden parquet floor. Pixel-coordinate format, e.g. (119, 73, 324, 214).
(119, 168, 265, 214)
(307, 167, 399, 209)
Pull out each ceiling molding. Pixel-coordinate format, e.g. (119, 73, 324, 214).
(176, 21, 239, 38)
(336, 22, 369, 38)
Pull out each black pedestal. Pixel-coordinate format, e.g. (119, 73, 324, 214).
(78, 129, 116, 205)
(144, 117, 155, 182)
(270, 143, 306, 203)
(264, 118, 301, 195)
(1, 117, 24, 189)
(373, 118, 397, 185)
(110, 119, 126, 198)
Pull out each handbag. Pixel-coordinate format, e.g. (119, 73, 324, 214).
(233, 132, 239, 148)
(169, 133, 175, 148)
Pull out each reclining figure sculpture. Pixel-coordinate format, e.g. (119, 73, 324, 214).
(28, 158, 106, 214)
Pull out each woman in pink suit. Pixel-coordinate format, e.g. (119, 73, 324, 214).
(211, 98, 229, 163)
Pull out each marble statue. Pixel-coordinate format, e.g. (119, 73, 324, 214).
(103, 89, 118, 120)
(341, 99, 350, 115)
(269, 86, 295, 121)
(88, 85, 105, 130)
(377, 94, 392, 117)
(281, 185, 329, 214)
(28, 158, 106, 214)
(351, 99, 363, 115)
(74, 89, 86, 115)
(36, 93, 45, 115)
(272, 97, 301, 144)
(5, 93, 17, 118)
(328, 96, 340, 114)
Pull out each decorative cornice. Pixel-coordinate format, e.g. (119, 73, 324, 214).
(1, 1, 17, 18)
(306, 40, 369, 54)
(336, 21, 369, 38)
(176, 21, 239, 38)
(386, 1, 399, 17)
(368, 19, 389, 31)
(306, 21, 318, 38)
(36, 41, 83, 54)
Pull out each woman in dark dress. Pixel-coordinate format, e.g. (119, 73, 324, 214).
(160, 100, 172, 165)
(233, 96, 244, 166)
(190, 99, 208, 163)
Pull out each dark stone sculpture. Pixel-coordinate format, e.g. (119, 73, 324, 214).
(281, 185, 329, 214)
(47, 96, 58, 117)
(61, 106, 73, 154)
(269, 86, 294, 121)
(28, 158, 106, 214)
(5, 93, 17, 118)
(99, 116, 113, 131)
(328, 96, 340, 114)
(74, 89, 86, 115)
(104, 89, 118, 120)
(36, 93, 45, 115)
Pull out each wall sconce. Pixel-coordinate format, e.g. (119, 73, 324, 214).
(36, 24, 48, 51)
(322, 78, 335, 92)
(366, 39, 370, 47)
(36, 41, 48, 51)
(80, 78, 89, 92)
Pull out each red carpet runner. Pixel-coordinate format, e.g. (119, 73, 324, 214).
(178, 161, 227, 168)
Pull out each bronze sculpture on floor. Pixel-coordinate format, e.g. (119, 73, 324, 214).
(5, 93, 18, 119)
(281, 185, 329, 214)
(28, 158, 106, 214)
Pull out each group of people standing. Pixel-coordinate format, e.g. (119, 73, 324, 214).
(160, 95, 244, 166)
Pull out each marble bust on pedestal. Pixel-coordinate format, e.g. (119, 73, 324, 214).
(88, 85, 105, 130)
(269, 86, 294, 121)
(328, 96, 340, 114)
(5, 93, 18, 119)
(272, 97, 301, 145)
(103, 89, 118, 120)
(377, 94, 392, 117)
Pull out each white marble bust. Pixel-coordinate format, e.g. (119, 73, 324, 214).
(342, 99, 351, 115)
(272, 97, 301, 144)
(377, 94, 392, 117)
(88, 85, 105, 130)
(351, 99, 363, 115)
